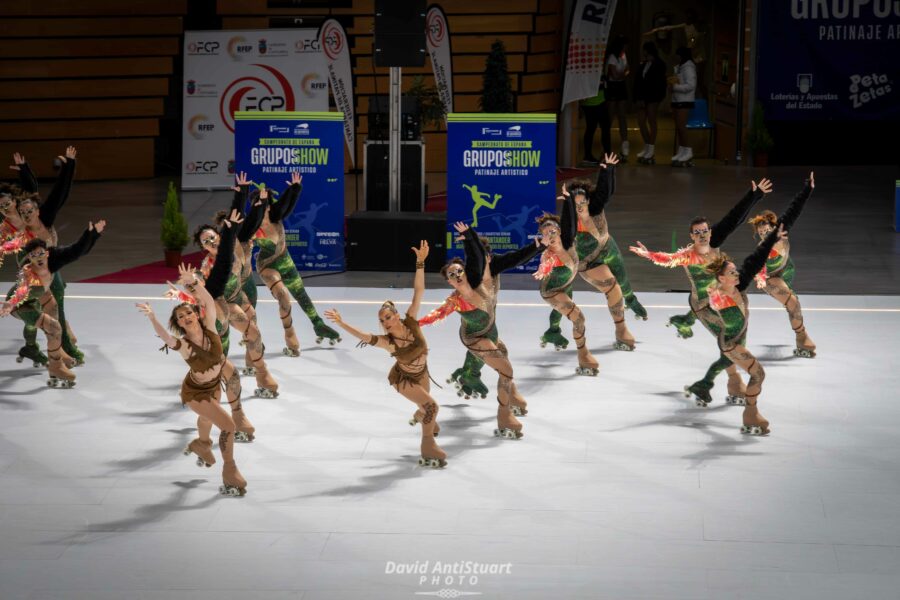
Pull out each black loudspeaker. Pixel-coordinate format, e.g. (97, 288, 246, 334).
(364, 140, 424, 212)
(367, 95, 421, 141)
(346, 211, 446, 271)
(374, 0, 426, 67)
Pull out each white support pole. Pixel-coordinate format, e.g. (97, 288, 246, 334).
(389, 67, 402, 212)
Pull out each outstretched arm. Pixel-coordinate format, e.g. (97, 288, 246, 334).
(11, 153, 39, 193)
(324, 308, 391, 350)
(780, 172, 813, 232)
(230, 171, 250, 215)
(176, 263, 218, 332)
(269, 173, 302, 223)
(738, 225, 784, 291)
(40, 147, 78, 229)
(238, 193, 265, 243)
(135, 302, 178, 349)
(455, 222, 485, 289)
(48, 219, 104, 272)
(629, 241, 694, 267)
(709, 178, 771, 248)
(588, 153, 619, 215)
(408, 240, 429, 319)
(489, 237, 541, 273)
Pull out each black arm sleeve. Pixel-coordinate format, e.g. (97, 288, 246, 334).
(561, 194, 577, 250)
(18, 163, 39, 193)
(39, 158, 77, 229)
(462, 228, 486, 289)
(588, 166, 612, 216)
(709, 187, 764, 248)
(737, 228, 779, 292)
(779, 180, 812, 232)
(230, 185, 249, 216)
(204, 224, 236, 298)
(269, 183, 301, 223)
(238, 197, 265, 243)
(489, 241, 541, 274)
(48, 227, 100, 273)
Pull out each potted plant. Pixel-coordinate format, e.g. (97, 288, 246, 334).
(407, 74, 447, 130)
(747, 101, 774, 167)
(160, 181, 189, 267)
(480, 40, 514, 113)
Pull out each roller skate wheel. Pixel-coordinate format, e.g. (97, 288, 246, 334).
(218, 485, 246, 497)
(511, 406, 524, 417)
(418, 457, 447, 468)
(182, 445, 192, 456)
(793, 348, 815, 359)
(555, 345, 562, 352)
(493, 428, 522, 440)
(683, 386, 693, 399)
(463, 394, 471, 400)
(16, 356, 23, 363)
(741, 425, 767, 436)
(725, 395, 747, 406)
(540, 341, 547, 348)
(282, 347, 300, 357)
(480, 392, 487, 399)
(445, 377, 454, 384)
(575, 367, 598, 376)
(613, 341, 634, 352)
(33, 361, 41, 368)
(254, 388, 278, 399)
(453, 381, 462, 390)
(329, 337, 338, 346)
(234, 431, 254, 443)
(408, 418, 418, 426)
(694, 399, 709, 408)
(195, 457, 211, 468)
(456, 390, 464, 398)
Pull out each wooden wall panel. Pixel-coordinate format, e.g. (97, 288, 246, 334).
(0, 38, 181, 58)
(0, 99, 164, 121)
(0, 78, 169, 101)
(0, 17, 184, 37)
(0, 139, 156, 180)
(0, 57, 173, 79)
(0, 1, 187, 16)
(0, 119, 160, 142)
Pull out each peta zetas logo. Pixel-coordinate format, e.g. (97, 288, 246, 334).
(849, 73, 892, 108)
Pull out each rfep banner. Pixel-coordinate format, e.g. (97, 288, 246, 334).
(426, 4, 454, 116)
(446, 113, 556, 272)
(234, 112, 345, 271)
(318, 19, 356, 167)
(182, 30, 329, 189)
(757, 0, 900, 120)
(561, 0, 619, 108)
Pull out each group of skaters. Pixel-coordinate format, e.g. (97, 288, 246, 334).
(1, 148, 816, 497)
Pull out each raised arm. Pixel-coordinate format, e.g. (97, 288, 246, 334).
(11, 153, 39, 193)
(40, 147, 78, 229)
(230, 172, 250, 215)
(135, 302, 178, 349)
(780, 172, 813, 232)
(238, 191, 266, 243)
(458, 224, 486, 289)
(48, 220, 103, 272)
(269, 173, 302, 223)
(738, 225, 784, 291)
(176, 263, 218, 331)
(709, 178, 771, 248)
(408, 240, 429, 319)
(588, 154, 619, 215)
(561, 193, 577, 249)
(629, 241, 694, 268)
(203, 213, 238, 299)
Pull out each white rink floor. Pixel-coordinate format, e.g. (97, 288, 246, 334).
(1, 283, 900, 600)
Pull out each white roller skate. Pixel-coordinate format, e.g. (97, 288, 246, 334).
(683, 384, 711, 408)
(793, 348, 816, 359)
(637, 144, 656, 164)
(726, 395, 748, 406)
(183, 439, 215, 468)
(254, 387, 278, 399)
(233, 431, 254, 443)
(620, 140, 630, 161)
(741, 425, 767, 436)
(47, 376, 76, 388)
(672, 147, 694, 167)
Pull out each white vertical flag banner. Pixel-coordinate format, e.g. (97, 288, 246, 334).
(561, 0, 618, 109)
(182, 30, 329, 189)
(426, 4, 454, 117)
(318, 19, 356, 167)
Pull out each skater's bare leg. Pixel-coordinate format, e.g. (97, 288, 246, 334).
(222, 360, 255, 441)
(188, 398, 246, 493)
(545, 292, 598, 374)
(725, 345, 769, 434)
(581, 264, 635, 349)
(229, 304, 277, 394)
(397, 382, 446, 464)
(765, 277, 815, 354)
(36, 312, 75, 384)
(261, 268, 300, 355)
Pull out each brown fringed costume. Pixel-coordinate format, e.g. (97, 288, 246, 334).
(175, 327, 226, 404)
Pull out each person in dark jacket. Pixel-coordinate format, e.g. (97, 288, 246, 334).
(633, 41, 667, 164)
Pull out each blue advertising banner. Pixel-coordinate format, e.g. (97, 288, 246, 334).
(757, 0, 900, 120)
(234, 111, 345, 271)
(446, 113, 556, 272)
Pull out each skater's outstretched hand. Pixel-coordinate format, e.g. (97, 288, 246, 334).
(222, 209, 243, 227)
(808, 171, 815, 189)
(324, 308, 342, 325)
(411, 240, 429, 262)
(286, 172, 302, 186)
(0, 301, 12, 317)
(751, 178, 773, 194)
(60, 146, 76, 162)
(176, 263, 197, 287)
(9, 152, 25, 171)
(603, 152, 620, 166)
(453, 221, 469, 234)
(232, 171, 250, 191)
(89, 220, 106, 233)
(629, 241, 650, 258)
(135, 302, 155, 319)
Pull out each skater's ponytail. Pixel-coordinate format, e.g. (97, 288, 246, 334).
(747, 210, 777, 239)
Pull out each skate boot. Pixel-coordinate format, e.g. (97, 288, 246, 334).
(612, 318, 636, 352)
(539, 326, 569, 351)
(282, 324, 300, 357)
(510, 395, 528, 417)
(252, 363, 279, 399)
(620, 140, 630, 162)
(683, 381, 713, 407)
(793, 325, 816, 358)
(625, 295, 648, 320)
(219, 460, 247, 496)
(574, 333, 599, 376)
(17, 344, 48, 368)
(672, 147, 694, 167)
(47, 347, 76, 388)
(447, 367, 488, 400)
(493, 402, 524, 439)
(725, 373, 748, 406)
(666, 313, 695, 339)
(313, 319, 342, 346)
(638, 144, 656, 165)
(418, 436, 447, 468)
(740, 400, 770, 436)
(408, 410, 441, 437)
(231, 408, 256, 443)
(183, 438, 215, 467)
(240, 346, 257, 377)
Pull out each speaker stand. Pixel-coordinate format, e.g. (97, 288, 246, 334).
(389, 66, 402, 212)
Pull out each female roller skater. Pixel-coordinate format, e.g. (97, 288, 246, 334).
(11, 148, 82, 366)
(542, 153, 647, 353)
(1, 220, 105, 388)
(194, 176, 275, 400)
(324, 241, 447, 467)
(440, 223, 541, 404)
(137, 264, 248, 496)
(534, 202, 600, 376)
(256, 172, 340, 356)
(747, 173, 816, 358)
(629, 179, 771, 406)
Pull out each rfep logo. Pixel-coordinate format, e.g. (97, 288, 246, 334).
(185, 160, 219, 174)
(188, 40, 220, 55)
(322, 22, 344, 61)
(227, 36, 254, 60)
(301, 73, 327, 98)
(295, 38, 321, 53)
(427, 11, 446, 46)
(187, 115, 215, 140)
(219, 64, 296, 133)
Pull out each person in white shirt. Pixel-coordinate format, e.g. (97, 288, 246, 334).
(668, 46, 697, 166)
